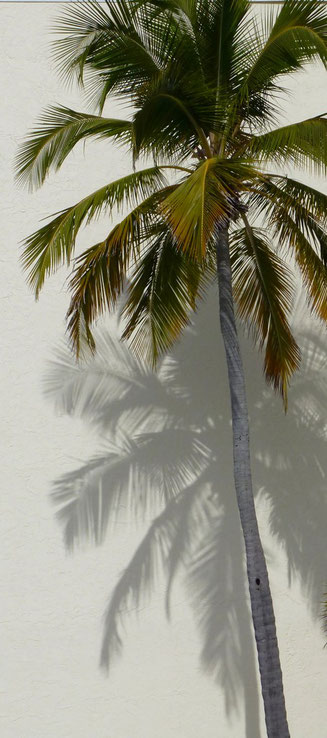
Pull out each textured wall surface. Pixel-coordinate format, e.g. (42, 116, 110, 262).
(1, 4, 327, 737)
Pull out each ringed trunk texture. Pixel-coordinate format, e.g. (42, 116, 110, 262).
(215, 226, 290, 738)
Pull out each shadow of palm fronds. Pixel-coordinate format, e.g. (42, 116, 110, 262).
(44, 289, 327, 738)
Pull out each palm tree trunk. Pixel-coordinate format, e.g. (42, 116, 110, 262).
(215, 225, 290, 738)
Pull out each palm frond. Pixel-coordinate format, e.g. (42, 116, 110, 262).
(238, 0, 327, 99)
(66, 187, 176, 355)
(21, 167, 169, 297)
(269, 176, 327, 222)
(53, 0, 119, 82)
(16, 106, 132, 189)
(132, 88, 212, 161)
(230, 222, 300, 404)
(249, 115, 327, 173)
(306, 217, 327, 267)
(54, 0, 178, 107)
(122, 225, 215, 364)
(200, 0, 251, 92)
(279, 217, 327, 323)
(76, 23, 163, 105)
(249, 177, 327, 321)
(161, 158, 258, 258)
(250, 174, 327, 233)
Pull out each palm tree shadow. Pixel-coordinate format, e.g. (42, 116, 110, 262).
(44, 288, 327, 738)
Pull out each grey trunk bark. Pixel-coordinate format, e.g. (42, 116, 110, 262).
(215, 226, 290, 738)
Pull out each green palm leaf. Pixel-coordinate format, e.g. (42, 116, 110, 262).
(133, 89, 212, 161)
(269, 175, 327, 222)
(16, 105, 133, 189)
(66, 187, 176, 355)
(249, 115, 327, 173)
(239, 0, 327, 97)
(276, 213, 327, 322)
(231, 222, 300, 404)
(122, 226, 215, 364)
(161, 160, 222, 258)
(250, 174, 327, 233)
(53, 0, 122, 82)
(54, 0, 178, 108)
(249, 177, 327, 321)
(21, 167, 169, 296)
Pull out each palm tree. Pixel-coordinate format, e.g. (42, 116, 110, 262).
(16, 0, 327, 735)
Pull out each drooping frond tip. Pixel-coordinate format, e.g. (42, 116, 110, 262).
(231, 221, 301, 409)
(15, 106, 133, 190)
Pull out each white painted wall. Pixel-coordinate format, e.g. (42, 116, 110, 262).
(1, 4, 327, 737)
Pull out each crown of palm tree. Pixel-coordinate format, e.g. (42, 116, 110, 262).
(16, 0, 327, 405)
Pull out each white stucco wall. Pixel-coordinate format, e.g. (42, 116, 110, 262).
(1, 3, 327, 737)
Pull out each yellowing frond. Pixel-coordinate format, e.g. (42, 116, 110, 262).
(161, 159, 257, 259)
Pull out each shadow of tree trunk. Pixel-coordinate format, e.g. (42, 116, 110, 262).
(44, 288, 327, 738)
